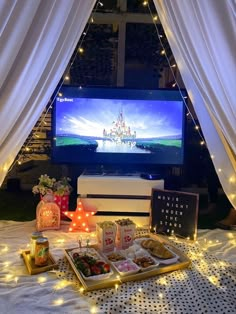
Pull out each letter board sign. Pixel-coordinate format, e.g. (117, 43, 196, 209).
(151, 189, 199, 240)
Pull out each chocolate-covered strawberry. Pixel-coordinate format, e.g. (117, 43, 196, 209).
(74, 257, 91, 277)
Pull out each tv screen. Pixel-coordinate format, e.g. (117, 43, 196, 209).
(52, 86, 186, 173)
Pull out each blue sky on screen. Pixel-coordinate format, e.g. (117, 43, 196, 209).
(56, 98, 183, 138)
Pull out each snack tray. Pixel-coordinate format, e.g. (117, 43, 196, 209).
(22, 250, 58, 275)
(64, 233, 191, 292)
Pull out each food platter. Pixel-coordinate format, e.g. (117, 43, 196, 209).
(64, 233, 191, 291)
(65, 247, 120, 291)
(133, 237, 179, 265)
(68, 247, 114, 281)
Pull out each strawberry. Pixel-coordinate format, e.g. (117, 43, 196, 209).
(72, 252, 80, 259)
(101, 263, 110, 273)
(96, 261, 105, 267)
(91, 265, 102, 275)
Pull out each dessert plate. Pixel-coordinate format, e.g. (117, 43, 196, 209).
(112, 259, 140, 276)
(68, 247, 114, 281)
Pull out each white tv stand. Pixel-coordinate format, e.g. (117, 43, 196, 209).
(77, 174, 164, 226)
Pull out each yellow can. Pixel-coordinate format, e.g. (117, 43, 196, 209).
(35, 237, 49, 266)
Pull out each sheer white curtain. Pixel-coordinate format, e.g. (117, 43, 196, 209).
(154, 0, 236, 208)
(0, 0, 96, 187)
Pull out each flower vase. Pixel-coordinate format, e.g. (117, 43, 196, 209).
(54, 194, 69, 220)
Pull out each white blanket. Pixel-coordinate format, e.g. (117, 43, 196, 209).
(0, 220, 235, 314)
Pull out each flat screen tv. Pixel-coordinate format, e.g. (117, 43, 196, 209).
(52, 86, 186, 174)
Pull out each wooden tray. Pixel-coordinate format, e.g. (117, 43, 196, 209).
(22, 250, 58, 275)
(64, 233, 191, 291)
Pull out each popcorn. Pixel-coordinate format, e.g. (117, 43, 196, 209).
(115, 218, 135, 226)
(96, 221, 117, 253)
(115, 219, 136, 249)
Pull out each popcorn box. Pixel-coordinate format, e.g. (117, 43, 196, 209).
(96, 221, 117, 253)
(115, 219, 136, 249)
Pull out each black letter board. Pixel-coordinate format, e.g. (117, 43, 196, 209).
(151, 189, 199, 240)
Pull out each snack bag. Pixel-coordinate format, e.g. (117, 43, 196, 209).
(96, 221, 117, 253)
(115, 219, 136, 249)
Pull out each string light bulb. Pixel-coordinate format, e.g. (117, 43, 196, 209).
(53, 298, 64, 306)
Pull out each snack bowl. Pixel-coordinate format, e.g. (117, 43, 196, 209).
(120, 244, 148, 260)
(132, 255, 159, 271)
(105, 251, 126, 262)
(135, 237, 179, 264)
(68, 248, 114, 281)
(112, 259, 141, 276)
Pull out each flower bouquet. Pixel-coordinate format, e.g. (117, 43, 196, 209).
(32, 174, 73, 196)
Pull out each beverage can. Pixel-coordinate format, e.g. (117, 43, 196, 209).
(30, 231, 43, 258)
(35, 237, 49, 266)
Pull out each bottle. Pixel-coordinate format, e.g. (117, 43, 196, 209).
(35, 237, 49, 266)
(30, 231, 43, 259)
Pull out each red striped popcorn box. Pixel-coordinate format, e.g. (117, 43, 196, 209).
(115, 219, 136, 249)
(96, 221, 117, 253)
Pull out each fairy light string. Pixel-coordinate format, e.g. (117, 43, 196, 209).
(143, 1, 205, 146)
(144, 1, 236, 200)
(10, 1, 103, 171)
